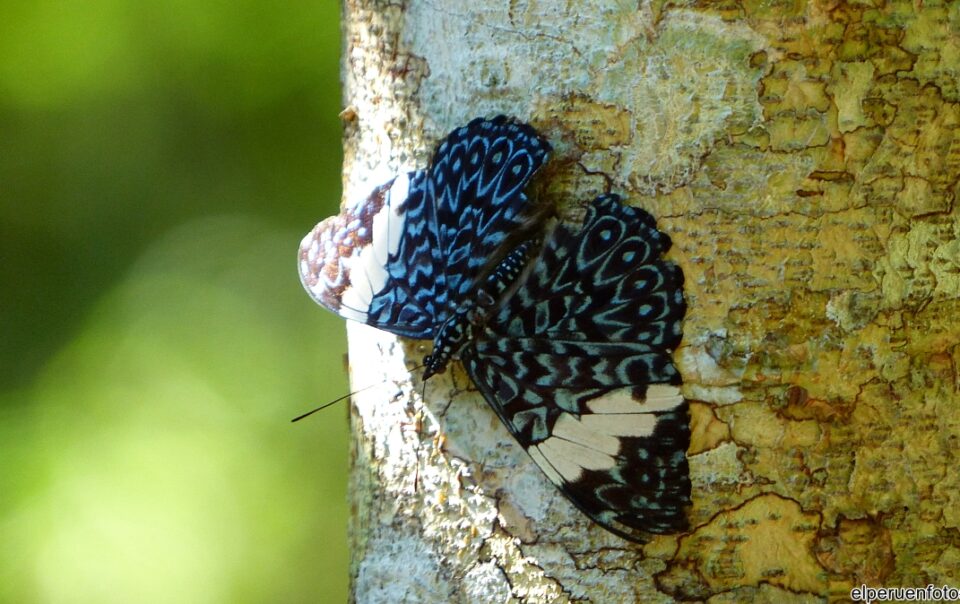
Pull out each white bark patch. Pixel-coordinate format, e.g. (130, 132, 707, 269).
(677, 344, 745, 405)
(403, 5, 766, 194)
(461, 562, 515, 603)
(354, 527, 446, 603)
(689, 440, 749, 486)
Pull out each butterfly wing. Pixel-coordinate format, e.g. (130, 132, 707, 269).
(462, 194, 690, 541)
(430, 116, 552, 306)
(298, 170, 438, 337)
(298, 116, 551, 338)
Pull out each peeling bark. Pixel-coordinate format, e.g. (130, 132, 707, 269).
(339, 1, 960, 602)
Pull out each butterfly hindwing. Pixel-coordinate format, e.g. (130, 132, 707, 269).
(462, 194, 690, 541)
(298, 116, 550, 338)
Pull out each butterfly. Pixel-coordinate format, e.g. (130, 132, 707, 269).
(298, 116, 690, 542)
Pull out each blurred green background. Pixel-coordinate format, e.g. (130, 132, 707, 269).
(0, 1, 350, 601)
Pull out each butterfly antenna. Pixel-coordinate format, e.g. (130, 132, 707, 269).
(412, 404, 424, 493)
(413, 364, 432, 493)
(291, 389, 365, 422)
(292, 362, 429, 423)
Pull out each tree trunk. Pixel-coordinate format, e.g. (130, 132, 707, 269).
(340, 1, 960, 601)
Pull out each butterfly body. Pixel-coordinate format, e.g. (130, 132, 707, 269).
(424, 237, 541, 379)
(299, 116, 690, 542)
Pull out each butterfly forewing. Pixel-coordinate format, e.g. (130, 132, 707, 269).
(298, 116, 550, 337)
(431, 117, 550, 307)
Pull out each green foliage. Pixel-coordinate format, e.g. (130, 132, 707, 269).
(0, 0, 349, 600)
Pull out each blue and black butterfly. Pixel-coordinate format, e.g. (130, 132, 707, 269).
(298, 116, 690, 542)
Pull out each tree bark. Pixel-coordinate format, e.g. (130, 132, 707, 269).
(340, 1, 960, 601)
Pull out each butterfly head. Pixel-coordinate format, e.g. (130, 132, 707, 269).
(421, 345, 454, 380)
(421, 353, 442, 380)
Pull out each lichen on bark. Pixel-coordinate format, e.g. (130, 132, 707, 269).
(339, 0, 960, 601)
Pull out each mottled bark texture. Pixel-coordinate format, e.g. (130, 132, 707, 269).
(339, 1, 960, 602)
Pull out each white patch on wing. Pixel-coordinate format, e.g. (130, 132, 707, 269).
(580, 413, 657, 438)
(527, 446, 564, 486)
(645, 384, 684, 410)
(385, 173, 408, 256)
(535, 442, 581, 483)
(537, 437, 617, 484)
(332, 298, 370, 323)
(344, 256, 374, 303)
(551, 413, 620, 456)
(339, 285, 371, 319)
(338, 238, 389, 316)
(358, 236, 389, 292)
(587, 385, 683, 414)
(370, 185, 394, 266)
